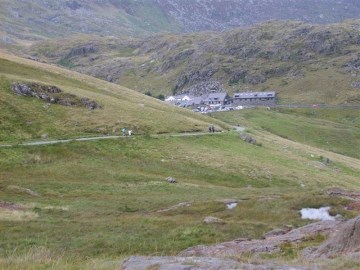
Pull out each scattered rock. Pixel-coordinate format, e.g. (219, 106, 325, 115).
(203, 216, 225, 224)
(328, 188, 360, 201)
(157, 202, 192, 213)
(346, 202, 360, 211)
(351, 81, 360, 88)
(320, 156, 331, 166)
(240, 133, 257, 144)
(0, 202, 26, 211)
(166, 177, 177, 183)
(6, 185, 40, 197)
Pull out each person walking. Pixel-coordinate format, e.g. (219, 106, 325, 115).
(122, 128, 126, 136)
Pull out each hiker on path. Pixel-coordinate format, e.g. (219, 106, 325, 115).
(122, 128, 127, 136)
(128, 130, 132, 136)
(211, 125, 215, 133)
(209, 126, 212, 133)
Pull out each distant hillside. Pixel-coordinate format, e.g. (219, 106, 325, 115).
(0, 51, 227, 143)
(1, 0, 360, 44)
(26, 21, 360, 104)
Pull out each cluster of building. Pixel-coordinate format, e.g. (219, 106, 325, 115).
(165, 91, 277, 110)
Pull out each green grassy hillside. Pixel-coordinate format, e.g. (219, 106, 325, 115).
(1, 53, 360, 268)
(1, 130, 359, 269)
(0, 52, 228, 143)
(214, 108, 360, 159)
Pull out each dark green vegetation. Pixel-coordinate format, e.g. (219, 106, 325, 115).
(0, 53, 227, 143)
(24, 20, 360, 104)
(214, 108, 360, 159)
(1, 131, 359, 269)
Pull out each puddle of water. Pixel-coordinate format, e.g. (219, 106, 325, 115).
(226, 203, 238, 209)
(300, 207, 335, 221)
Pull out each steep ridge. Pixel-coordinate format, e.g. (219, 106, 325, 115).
(1, 0, 360, 44)
(25, 20, 360, 104)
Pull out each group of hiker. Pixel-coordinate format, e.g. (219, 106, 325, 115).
(122, 128, 132, 136)
(208, 125, 216, 133)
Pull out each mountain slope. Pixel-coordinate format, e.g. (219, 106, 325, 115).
(26, 20, 360, 104)
(1, 0, 360, 45)
(0, 51, 227, 143)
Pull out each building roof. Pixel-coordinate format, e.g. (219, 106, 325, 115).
(204, 92, 228, 102)
(191, 96, 205, 105)
(233, 91, 276, 98)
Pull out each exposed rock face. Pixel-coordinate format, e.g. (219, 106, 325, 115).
(11, 82, 101, 110)
(180, 220, 342, 257)
(180, 81, 225, 96)
(310, 216, 360, 259)
(68, 45, 98, 57)
(122, 217, 360, 269)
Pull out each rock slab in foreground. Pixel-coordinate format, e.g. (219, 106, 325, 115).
(180, 220, 343, 257)
(122, 256, 307, 270)
(310, 216, 360, 259)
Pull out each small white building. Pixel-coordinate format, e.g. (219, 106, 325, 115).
(165, 96, 175, 102)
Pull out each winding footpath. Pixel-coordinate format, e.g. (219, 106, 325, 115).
(0, 130, 239, 148)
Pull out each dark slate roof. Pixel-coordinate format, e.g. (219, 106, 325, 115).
(204, 92, 227, 102)
(233, 91, 276, 98)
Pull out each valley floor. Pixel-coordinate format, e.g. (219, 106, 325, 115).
(1, 124, 359, 269)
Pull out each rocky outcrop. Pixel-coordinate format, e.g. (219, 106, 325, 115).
(122, 217, 360, 269)
(11, 82, 101, 110)
(174, 69, 219, 92)
(310, 216, 360, 259)
(179, 81, 225, 96)
(68, 45, 98, 58)
(180, 220, 342, 257)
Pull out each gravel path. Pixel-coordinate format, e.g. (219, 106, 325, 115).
(0, 131, 234, 148)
